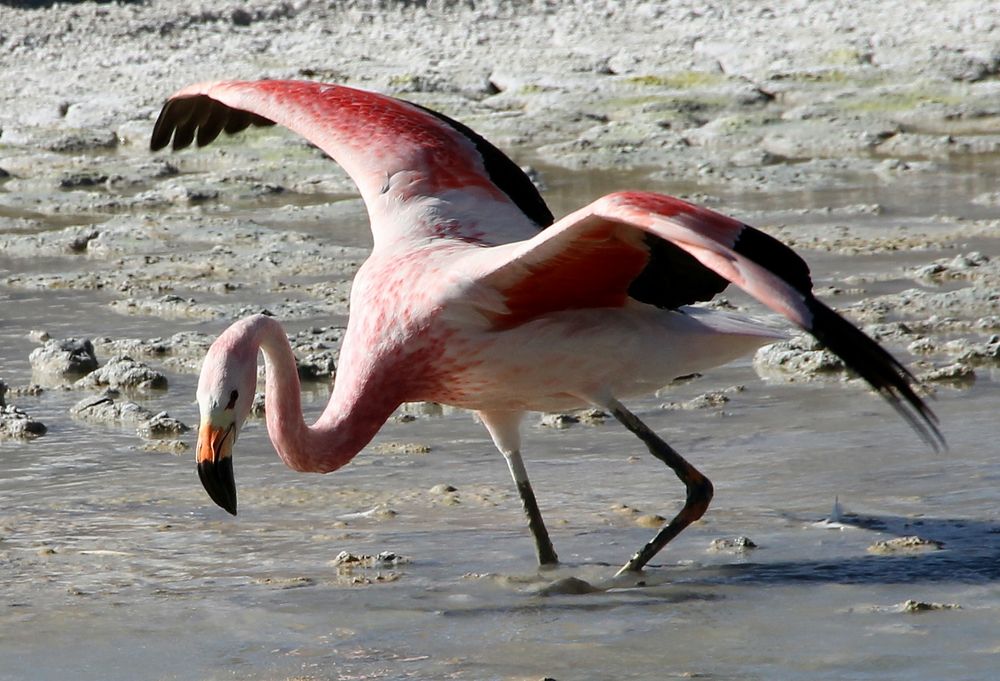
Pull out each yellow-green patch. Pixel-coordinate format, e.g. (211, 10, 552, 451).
(625, 71, 727, 89)
(823, 47, 866, 66)
(845, 89, 965, 113)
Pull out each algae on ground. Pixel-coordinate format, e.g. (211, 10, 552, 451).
(625, 71, 728, 89)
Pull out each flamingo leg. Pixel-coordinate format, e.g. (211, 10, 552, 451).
(503, 449, 559, 566)
(606, 398, 714, 575)
(478, 410, 558, 567)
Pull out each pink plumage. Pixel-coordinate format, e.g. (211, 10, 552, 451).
(153, 79, 943, 575)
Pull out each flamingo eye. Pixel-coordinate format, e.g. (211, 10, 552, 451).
(225, 390, 239, 410)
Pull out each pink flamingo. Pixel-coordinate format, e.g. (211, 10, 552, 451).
(152, 80, 943, 574)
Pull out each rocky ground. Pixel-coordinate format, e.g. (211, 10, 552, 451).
(1, 0, 999, 441)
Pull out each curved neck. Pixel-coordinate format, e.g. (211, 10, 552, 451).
(247, 315, 395, 473)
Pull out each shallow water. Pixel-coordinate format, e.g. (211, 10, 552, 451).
(2, 157, 999, 681)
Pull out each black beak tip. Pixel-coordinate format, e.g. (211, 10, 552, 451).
(197, 457, 238, 516)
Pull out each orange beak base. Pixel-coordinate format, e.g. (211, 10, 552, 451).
(196, 424, 238, 515)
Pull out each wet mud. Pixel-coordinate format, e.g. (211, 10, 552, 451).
(2, 2, 999, 680)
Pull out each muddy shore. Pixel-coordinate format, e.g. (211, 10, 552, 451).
(2, 3, 1000, 680)
(2, 2, 999, 427)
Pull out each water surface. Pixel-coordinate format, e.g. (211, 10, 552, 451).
(1, 159, 998, 681)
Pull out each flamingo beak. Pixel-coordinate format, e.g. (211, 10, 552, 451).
(196, 422, 238, 515)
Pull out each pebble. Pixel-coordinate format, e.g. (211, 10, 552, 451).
(536, 576, 603, 596)
(250, 392, 266, 417)
(336, 505, 398, 522)
(371, 441, 432, 455)
(577, 408, 608, 425)
(398, 402, 446, 418)
(708, 536, 759, 553)
(8, 384, 44, 398)
(138, 439, 189, 455)
(252, 574, 315, 589)
(867, 535, 944, 555)
(331, 550, 409, 569)
(680, 391, 731, 409)
(539, 413, 580, 429)
(634, 513, 667, 529)
(610, 503, 665, 528)
(899, 599, 961, 614)
(663, 386, 744, 411)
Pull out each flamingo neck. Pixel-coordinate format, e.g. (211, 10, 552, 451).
(249, 315, 394, 473)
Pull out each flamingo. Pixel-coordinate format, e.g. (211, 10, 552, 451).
(151, 79, 944, 575)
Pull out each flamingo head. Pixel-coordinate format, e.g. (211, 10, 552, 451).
(195, 336, 258, 515)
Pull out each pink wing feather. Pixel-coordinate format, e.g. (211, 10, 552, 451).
(150, 79, 507, 206)
(473, 190, 944, 450)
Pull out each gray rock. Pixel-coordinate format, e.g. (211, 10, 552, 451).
(912, 252, 990, 282)
(70, 391, 154, 425)
(539, 413, 580, 429)
(708, 536, 758, 553)
(934, 46, 1000, 83)
(70, 391, 190, 438)
(75, 356, 167, 391)
(952, 337, 1000, 365)
(250, 392, 266, 417)
(0, 405, 47, 439)
(661, 385, 746, 411)
(29, 338, 98, 378)
(916, 362, 976, 385)
(139, 439, 189, 454)
(754, 336, 846, 381)
(44, 128, 118, 153)
(91, 331, 214, 364)
(136, 412, 191, 439)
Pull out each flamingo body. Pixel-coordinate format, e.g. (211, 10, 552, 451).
(156, 79, 943, 573)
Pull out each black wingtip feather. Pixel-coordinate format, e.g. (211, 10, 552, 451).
(805, 297, 946, 452)
(196, 104, 228, 147)
(150, 94, 277, 153)
(723, 223, 944, 450)
(733, 226, 813, 293)
(150, 97, 191, 151)
(172, 116, 198, 150)
(407, 101, 554, 229)
(628, 235, 730, 309)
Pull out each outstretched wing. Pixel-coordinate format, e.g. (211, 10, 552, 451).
(150, 79, 552, 228)
(150, 79, 727, 303)
(470, 190, 944, 450)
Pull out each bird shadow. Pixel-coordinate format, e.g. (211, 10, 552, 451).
(430, 511, 999, 618)
(638, 511, 1000, 589)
